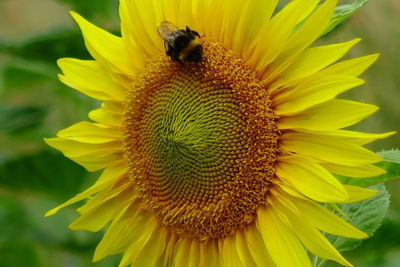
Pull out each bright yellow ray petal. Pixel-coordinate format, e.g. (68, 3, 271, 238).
(272, 53, 380, 93)
(187, 240, 201, 267)
(274, 38, 361, 87)
(248, 0, 319, 70)
(120, 0, 163, 62)
(94, 203, 145, 261)
(234, 0, 279, 59)
(198, 240, 220, 267)
(340, 185, 378, 203)
(75, 182, 130, 215)
(221, 236, 246, 267)
(261, 0, 337, 82)
(273, 74, 362, 105)
(257, 206, 312, 267)
(57, 121, 121, 144)
(202, 0, 224, 42)
(57, 58, 126, 102)
(44, 162, 127, 217)
(322, 53, 379, 77)
(69, 185, 133, 231)
(234, 230, 258, 267)
(130, 224, 168, 267)
(118, 216, 158, 267)
(45, 137, 122, 171)
(274, 76, 364, 115)
(281, 132, 383, 166)
(160, 234, 178, 267)
(89, 102, 123, 127)
(44, 138, 121, 158)
(278, 99, 379, 131)
(173, 239, 191, 267)
(300, 130, 396, 146)
(244, 223, 276, 267)
(70, 12, 137, 76)
(271, 196, 352, 266)
(322, 162, 385, 178)
(292, 197, 368, 238)
(276, 155, 348, 202)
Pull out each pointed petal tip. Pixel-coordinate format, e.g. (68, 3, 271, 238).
(44, 208, 59, 217)
(69, 10, 80, 20)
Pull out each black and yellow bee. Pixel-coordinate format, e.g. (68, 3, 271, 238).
(157, 21, 202, 64)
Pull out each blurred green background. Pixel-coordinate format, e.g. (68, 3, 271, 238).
(0, 0, 398, 266)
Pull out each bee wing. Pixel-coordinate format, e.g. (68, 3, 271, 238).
(157, 21, 180, 44)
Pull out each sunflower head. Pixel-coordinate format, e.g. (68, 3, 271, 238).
(45, 0, 394, 266)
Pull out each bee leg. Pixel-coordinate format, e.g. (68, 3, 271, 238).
(192, 30, 200, 38)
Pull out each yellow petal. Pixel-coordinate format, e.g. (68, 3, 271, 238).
(221, 236, 246, 267)
(278, 99, 379, 130)
(262, 0, 337, 81)
(244, 223, 276, 267)
(257, 206, 312, 267)
(44, 162, 127, 217)
(249, 0, 319, 70)
(119, 0, 162, 63)
(274, 76, 364, 115)
(233, 0, 279, 59)
(130, 224, 168, 267)
(70, 11, 137, 76)
(301, 130, 396, 146)
(45, 137, 122, 171)
(57, 121, 121, 144)
(69, 184, 133, 231)
(89, 102, 123, 127)
(322, 162, 385, 178)
(322, 53, 379, 77)
(274, 38, 361, 86)
(234, 230, 259, 267)
(199, 240, 220, 267)
(173, 239, 191, 267)
(118, 216, 158, 267)
(276, 156, 348, 202)
(292, 197, 368, 238)
(340, 185, 378, 203)
(281, 132, 383, 166)
(272, 197, 352, 266)
(94, 203, 145, 261)
(58, 58, 126, 102)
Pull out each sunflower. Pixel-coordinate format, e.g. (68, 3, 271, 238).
(45, 0, 394, 266)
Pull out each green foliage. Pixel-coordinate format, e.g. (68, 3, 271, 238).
(322, 0, 369, 36)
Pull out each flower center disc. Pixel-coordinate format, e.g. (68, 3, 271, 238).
(123, 38, 280, 240)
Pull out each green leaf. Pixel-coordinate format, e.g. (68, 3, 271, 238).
(314, 183, 390, 266)
(322, 0, 368, 36)
(338, 150, 400, 187)
(0, 151, 88, 199)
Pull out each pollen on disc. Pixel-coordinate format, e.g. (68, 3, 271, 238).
(123, 38, 281, 241)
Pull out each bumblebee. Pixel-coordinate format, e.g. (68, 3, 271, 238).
(157, 21, 202, 64)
